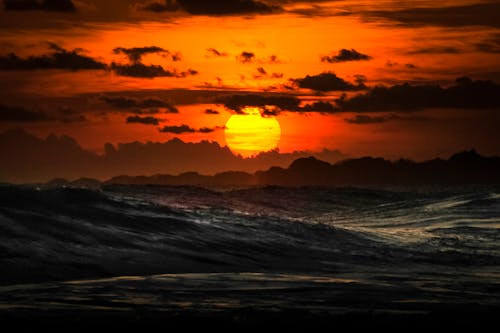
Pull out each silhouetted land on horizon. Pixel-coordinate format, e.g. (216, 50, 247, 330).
(43, 150, 500, 187)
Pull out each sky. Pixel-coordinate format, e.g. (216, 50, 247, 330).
(0, 0, 499, 181)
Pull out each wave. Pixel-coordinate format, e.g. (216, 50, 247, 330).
(0, 184, 499, 285)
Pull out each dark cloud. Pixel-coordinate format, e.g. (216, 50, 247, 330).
(61, 114, 86, 123)
(158, 124, 223, 134)
(0, 44, 105, 71)
(286, 3, 352, 18)
(100, 96, 179, 113)
(204, 108, 220, 115)
(219, 94, 301, 113)
(0, 103, 90, 123)
(199, 126, 225, 133)
(235, 52, 281, 65)
(159, 124, 196, 134)
(321, 49, 372, 63)
(110, 45, 193, 78)
(0, 43, 195, 78)
(139, 1, 175, 13)
(344, 115, 392, 124)
(336, 77, 500, 112)
(267, 55, 281, 64)
(385, 61, 417, 69)
(198, 127, 214, 133)
(364, 3, 500, 28)
(299, 101, 337, 113)
(385, 61, 398, 68)
(475, 34, 500, 53)
(219, 94, 341, 115)
(206, 48, 228, 57)
(256, 67, 267, 75)
(126, 116, 161, 125)
(344, 114, 430, 124)
(292, 72, 367, 92)
(0, 103, 52, 122)
(113, 46, 181, 63)
(140, 0, 281, 16)
(407, 46, 462, 54)
(0, 128, 348, 182)
(253, 67, 283, 79)
(3, 0, 76, 12)
(57, 106, 87, 123)
(110, 63, 198, 78)
(236, 51, 255, 63)
(260, 107, 280, 117)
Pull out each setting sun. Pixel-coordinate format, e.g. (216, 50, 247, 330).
(0, 0, 499, 328)
(224, 107, 281, 157)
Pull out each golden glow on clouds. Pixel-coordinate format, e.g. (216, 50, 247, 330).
(224, 107, 281, 157)
(0, 0, 499, 160)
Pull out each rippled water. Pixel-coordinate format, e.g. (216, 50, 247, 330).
(0, 184, 499, 325)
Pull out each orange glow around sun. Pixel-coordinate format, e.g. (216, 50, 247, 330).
(224, 107, 281, 157)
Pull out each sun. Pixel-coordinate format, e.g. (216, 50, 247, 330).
(224, 107, 281, 157)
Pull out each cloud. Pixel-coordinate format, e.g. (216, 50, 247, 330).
(236, 51, 255, 63)
(321, 49, 372, 63)
(292, 72, 367, 92)
(406, 46, 462, 54)
(61, 114, 86, 123)
(253, 67, 283, 79)
(0, 43, 196, 78)
(336, 77, 500, 112)
(158, 124, 224, 134)
(57, 106, 87, 123)
(110, 45, 194, 78)
(159, 124, 195, 134)
(138, 1, 176, 13)
(267, 55, 281, 64)
(204, 108, 220, 115)
(3, 0, 76, 12)
(113, 46, 181, 63)
(0, 103, 52, 122)
(344, 114, 430, 124)
(126, 116, 161, 125)
(199, 126, 225, 133)
(0, 103, 90, 123)
(0, 44, 106, 71)
(236, 52, 283, 65)
(364, 3, 500, 28)
(219, 94, 301, 113)
(344, 115, 392, 124)
(110, 63, 198, 78)
(475, 34, 500, 53)
(140, 0, 281, 16)
(299, 101, 337, 113)
(386, 61, 417, 69)
(206, 48, 228, 57)
(260, 107, 280, 117)
(100, 96, 179, 113)
(219, 94, 341, 115)
(286, 3, 352, 18)
(0, 128, 348, 182)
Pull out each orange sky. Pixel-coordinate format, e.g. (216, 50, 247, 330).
(0, 0, 499, 170)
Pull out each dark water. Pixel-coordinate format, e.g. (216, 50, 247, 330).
(0, 184, 499, 328)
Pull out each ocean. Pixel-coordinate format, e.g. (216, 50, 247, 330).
(0, 184, 499, 329)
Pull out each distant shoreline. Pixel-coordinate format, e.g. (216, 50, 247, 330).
(22, 149, 500, 187)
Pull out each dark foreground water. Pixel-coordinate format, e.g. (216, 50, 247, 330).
(0, 184, 499, 329)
